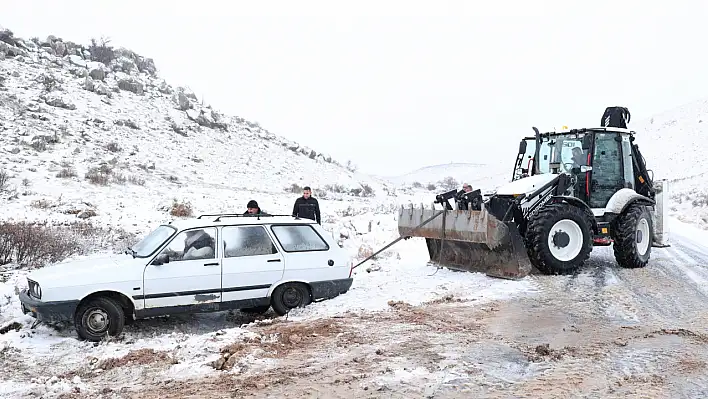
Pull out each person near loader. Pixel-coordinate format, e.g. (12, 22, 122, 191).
(571, 147, 586, 167)
(292, 186, 321, 224)
(456, 183, 482, 211)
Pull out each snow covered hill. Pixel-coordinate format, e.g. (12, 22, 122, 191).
(0, 27, 405, 244)
(631, 101, 708, 229)
(384, 162, 509, 194)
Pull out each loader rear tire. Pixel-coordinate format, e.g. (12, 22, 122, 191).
(525, 203, 593, 275)
(611, 203, 652, 268)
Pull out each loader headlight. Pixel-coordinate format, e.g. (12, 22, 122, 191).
(27, 279, 42, 300)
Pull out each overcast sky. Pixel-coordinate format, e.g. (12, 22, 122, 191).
(4, 1, 708, 175)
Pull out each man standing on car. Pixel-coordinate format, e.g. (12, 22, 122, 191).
(292, 186, 321, 224)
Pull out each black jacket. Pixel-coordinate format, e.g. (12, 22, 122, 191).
(292, 196, 321, 224)
(243, 208, 268, 216)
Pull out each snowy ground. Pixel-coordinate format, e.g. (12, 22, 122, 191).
(2, 218, 708, 398)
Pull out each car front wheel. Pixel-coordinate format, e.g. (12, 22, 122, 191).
(74, 297, 125, 342)
(271, 283, 312, 316)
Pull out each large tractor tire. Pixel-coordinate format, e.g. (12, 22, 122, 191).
(525, 202, 593, 275)
(611, 203, 652, 268)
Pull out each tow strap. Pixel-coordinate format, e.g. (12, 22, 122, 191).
(351, 209, 445, 270)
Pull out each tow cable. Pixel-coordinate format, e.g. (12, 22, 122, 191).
(350, 209, 445, 271)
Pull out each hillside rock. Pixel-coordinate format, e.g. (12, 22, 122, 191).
(117, 77, 143, 94)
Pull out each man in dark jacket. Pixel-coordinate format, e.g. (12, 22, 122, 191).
(292, 186, 321, 224)
(243, 200, 265, 216)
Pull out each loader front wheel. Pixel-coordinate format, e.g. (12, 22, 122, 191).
(611, 203, 652, 268)
(526, 203, 593, 275)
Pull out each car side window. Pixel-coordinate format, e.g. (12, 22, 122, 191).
(223, 226, 278, 258)
(270, 225, 329, 252)
(158, 227, 217, 262)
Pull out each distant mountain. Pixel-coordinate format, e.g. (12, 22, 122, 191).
(385, 162, 510, 192)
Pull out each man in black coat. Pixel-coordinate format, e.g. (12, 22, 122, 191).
(243, 200, 267, 216)
(292, 186, 321, 224)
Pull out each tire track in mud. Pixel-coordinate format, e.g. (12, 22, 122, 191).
(529, 249, 641, 327)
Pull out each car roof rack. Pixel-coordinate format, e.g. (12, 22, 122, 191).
(196, 213, 302, 222)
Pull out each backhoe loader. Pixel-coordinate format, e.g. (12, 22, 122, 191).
(398, 107, 669, 279)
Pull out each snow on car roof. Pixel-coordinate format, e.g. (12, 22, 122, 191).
(167, 214, 317, 231)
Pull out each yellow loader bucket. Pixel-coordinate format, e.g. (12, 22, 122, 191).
(397, 205, 533, 280)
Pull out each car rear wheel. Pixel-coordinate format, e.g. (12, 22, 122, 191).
(271, 283, 312, 316)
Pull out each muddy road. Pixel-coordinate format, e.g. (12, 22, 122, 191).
(4, 228, 708, 398)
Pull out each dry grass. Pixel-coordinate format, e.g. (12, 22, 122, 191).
(212, 319, 346, 371)
(170, 200, 193, 217)
(95, 348, 174, 371)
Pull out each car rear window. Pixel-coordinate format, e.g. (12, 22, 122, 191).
(270, 225, 329, 252)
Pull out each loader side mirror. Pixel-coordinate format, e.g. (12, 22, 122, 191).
(518, 140, 527, 154)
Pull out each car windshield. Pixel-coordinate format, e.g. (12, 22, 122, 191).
(130, 225, 176, 258)
(535, 132, 589, 174)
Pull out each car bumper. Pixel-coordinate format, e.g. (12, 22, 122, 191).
(19, 289, 79, 324)
(310, 278, 353, 300)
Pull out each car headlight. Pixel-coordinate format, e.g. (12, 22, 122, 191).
(27, 279, 41, 299)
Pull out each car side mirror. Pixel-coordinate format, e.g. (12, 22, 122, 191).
(152, 253, 170, 265)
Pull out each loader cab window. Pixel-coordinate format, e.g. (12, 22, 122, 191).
(536, 138, 553, 174)
(544, 134, 587, 174)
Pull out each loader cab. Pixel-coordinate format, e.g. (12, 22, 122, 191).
(514, 128, 639, 210)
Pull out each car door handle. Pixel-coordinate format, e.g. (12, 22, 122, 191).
(267, 259, 281, 263)
(203, 262, 219, 266)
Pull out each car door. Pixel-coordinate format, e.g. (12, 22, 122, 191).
(269, 224, 345, 281)
(141, 226, 222, 309)
(220, 225, 285, 303)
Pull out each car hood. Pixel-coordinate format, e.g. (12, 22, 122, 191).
(27, 253, 144, 287)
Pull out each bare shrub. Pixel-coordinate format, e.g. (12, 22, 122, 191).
(112, 173, 127, 185)
(0, 221, 79, 266)
(426, 183, 436, 191)
(170, 199, 193, 217)
(412, 181, 423, 188)
(128, 175, 145, 186)
(56, 167, 77, 178)
(85, 165, 113, 185)
(0, 170, 9, 192)
(438, 176, 458, 191)
(361, 184, 374, 197)
(88, 37, 115, 66)
(30, 138, 47, 152)
(324, 184, 347, 194)
(357, 244, 374, 260)
(286, 183, 303, 193)
(30, 199, 52, 209)
(0, 221, 139, 267)
(41, 73, 60, 92)
(105, 142, 121, 152)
